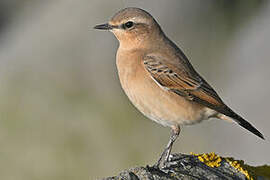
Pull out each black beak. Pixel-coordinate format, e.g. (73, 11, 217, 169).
(94, 23, 112, 30)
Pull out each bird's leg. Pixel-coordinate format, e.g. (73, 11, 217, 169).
(165, 126, 180, 162)
(154, 125, 180, 168)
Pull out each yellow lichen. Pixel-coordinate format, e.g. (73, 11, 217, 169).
(190, 152, 269, 180)
(224, 158, 270, 180)
(225, 158, 253, 180)
(190, 152, 222, 168)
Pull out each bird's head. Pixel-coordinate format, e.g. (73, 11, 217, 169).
(94, 7, 163, 49)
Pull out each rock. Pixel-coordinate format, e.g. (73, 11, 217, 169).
(100, 153, 270, 180)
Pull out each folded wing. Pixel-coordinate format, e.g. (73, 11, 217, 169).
(143, 54, 264, 139)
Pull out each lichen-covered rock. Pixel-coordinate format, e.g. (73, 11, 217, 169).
(100, 153, 270, 180)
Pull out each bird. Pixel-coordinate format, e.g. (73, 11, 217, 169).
(94, 7, 264, 168)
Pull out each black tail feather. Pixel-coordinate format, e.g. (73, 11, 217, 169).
(225, 107, 265, 140)
(234, 115, 264, 140)
(189, 90, 264, 139)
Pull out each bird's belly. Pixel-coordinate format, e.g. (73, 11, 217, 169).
(117, 63, 213, 127)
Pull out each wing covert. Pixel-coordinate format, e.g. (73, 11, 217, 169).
(143, 54, 226, 112)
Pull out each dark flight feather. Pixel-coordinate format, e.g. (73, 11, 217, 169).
(143, 54, 264, 140)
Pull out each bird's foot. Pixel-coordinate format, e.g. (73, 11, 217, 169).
(152, 154, 173, 170)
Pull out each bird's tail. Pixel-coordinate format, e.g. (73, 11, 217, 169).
(218, 107, 264, 140)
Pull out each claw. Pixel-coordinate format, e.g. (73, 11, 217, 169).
(168, 154, 173, 162)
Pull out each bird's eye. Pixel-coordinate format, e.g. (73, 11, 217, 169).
(123, 21, 134, 29)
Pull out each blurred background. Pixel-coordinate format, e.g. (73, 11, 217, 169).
(0, 0, 269, 179)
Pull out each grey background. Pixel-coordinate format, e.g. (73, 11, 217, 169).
(0, 0, 269, 179)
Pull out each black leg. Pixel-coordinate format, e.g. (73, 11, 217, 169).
(154, 125, 180, 168)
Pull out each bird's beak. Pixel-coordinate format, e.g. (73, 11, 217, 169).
(94, 23, 112, 30)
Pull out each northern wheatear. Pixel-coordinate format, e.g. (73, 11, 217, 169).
(94, 7, 264, 167)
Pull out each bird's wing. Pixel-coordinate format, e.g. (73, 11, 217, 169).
(143, 54, 227, 114)
(143, 53, 264, 140)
